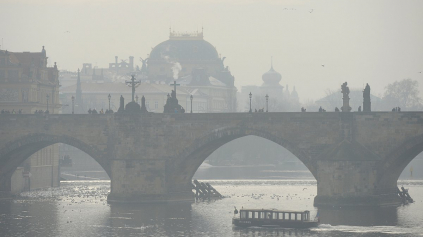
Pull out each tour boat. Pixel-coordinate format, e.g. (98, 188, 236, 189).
(232, 208, 318, 228)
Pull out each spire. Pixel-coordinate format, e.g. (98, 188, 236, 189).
(77, 69, 81, 91)
(291, 86, 299, 100)
(41, 46, 46, 57)
(262, 56, 281, 87)
(76, 68, 83, 113)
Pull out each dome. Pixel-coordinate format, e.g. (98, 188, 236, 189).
(262, 65, 282, 86)
(149, 36, 219, 61)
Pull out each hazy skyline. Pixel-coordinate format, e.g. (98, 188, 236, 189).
(1, 0, 422, 103)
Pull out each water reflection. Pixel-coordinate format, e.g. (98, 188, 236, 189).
(0, 200, 59, 236)
(194, 165, 314, 180)
(234, 227, 313, 237)
(109, 203, 192, 236)
(318, 206, 398, 226)
(0, 180, 421, 237)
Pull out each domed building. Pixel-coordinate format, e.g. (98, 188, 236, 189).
(260, 61, 284, 97)
(147, 31, 222, 79)
(139, 30, 237, 112)
(239, 59, 300, 112)
(61, 31, 237, 113)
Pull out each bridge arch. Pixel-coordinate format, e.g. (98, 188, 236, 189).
(378, 133, 423, 188)
(167, 126, 316, 191)
(0, 133, 111, 184)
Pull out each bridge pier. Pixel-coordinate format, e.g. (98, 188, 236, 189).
(0, 176, 12, 200)
(313, 141, 401, 207)
(107, 159, 194, 203)
(314, 161, 400, 207)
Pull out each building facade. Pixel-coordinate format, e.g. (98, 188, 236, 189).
(239, 62, 299, 112)
(139, 30, 237, 112)
(0, 47, 60, 193)
(60, 30, 237, 113)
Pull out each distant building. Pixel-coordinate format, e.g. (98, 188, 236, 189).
(239, 61, 299, 112)
(109, 56, 134, 75)
(60, 30, 237, 113)
(0, 47, 60, 193)
(60, 81, 208, 113)
(137, 30, 237, 112)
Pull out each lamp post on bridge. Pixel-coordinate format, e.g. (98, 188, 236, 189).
(265, 94, 269, 112)
(71, 95, 75, 114)
(46, 94, 49, 112)
(249, 92, 252, 113)
(190, 95, 193, 113)
(108, 94, 111, 111)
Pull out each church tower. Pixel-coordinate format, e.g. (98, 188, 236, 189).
(260, 58, 284, 98)
(75, 68, 83, 113)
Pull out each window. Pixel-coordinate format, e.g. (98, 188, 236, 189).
(155, 101, 158, 109)
(240, 211, 247, 219)
(265, 212, 272, 219)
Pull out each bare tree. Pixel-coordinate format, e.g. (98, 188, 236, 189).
(383, 79, 422, 110)
(323, 88, 340, 109)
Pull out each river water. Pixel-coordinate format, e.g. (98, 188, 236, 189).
(0, 179, 422, 237)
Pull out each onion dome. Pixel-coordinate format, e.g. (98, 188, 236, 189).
(262, 59, 282, 87)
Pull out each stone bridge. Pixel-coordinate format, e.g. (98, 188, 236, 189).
(0, 112, 422, 207)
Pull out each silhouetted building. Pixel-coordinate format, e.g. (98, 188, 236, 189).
(239, 61, 299, 112)
(0, 47, 60, 193)
(140, 30, 237, 112)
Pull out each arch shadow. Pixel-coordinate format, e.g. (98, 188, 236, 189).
(0, 133, 111, 189)
(167, 126, 316, 191)
(378, 133, 423, 188)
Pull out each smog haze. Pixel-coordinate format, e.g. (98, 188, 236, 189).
(1, 0, 422, 102)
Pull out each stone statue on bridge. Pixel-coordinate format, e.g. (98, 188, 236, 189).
(164, 81, 185, 113)
(118, 95, 124, 113)
(341, 82, 351, 112)
(140, 95, 148, 113)
(363, 83, 371, 112)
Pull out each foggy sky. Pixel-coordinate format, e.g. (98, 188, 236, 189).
(1, 0, 422, 103)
